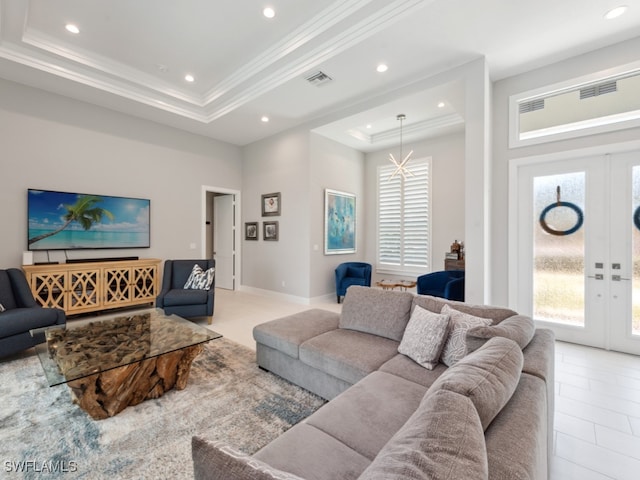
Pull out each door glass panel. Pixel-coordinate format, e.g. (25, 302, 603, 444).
(533, 172, 586, 325)
(633, 166, 640, 336)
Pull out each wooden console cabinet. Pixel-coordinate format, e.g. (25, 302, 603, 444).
(23, 258, 161, 315)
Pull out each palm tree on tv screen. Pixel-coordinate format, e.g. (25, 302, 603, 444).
(28, 195, 114, 246)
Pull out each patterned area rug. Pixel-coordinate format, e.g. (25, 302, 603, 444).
(0, 338, 325, 479)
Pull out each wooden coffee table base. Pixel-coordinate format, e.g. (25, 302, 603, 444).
(66, 344, 204, 420)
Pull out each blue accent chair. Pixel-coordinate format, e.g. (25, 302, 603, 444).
(156, 259, 215, 323)
(416, 270, 465, 302)
(0, 268, 66, 358)
(335, 262, 372, 303)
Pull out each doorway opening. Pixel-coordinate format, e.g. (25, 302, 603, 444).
(201, 186, 241, 291)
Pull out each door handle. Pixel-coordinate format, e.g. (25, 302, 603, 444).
(612, 275, 630, 281)
(588, 274, 604, 280)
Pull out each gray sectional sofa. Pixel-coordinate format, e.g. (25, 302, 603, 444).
(193, 286, 555, 480)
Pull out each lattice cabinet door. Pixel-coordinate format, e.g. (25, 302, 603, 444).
(104, 266, 133, 307)
(67, 268, 102, 313)
(132, 265, 158, 302)
(28, 271, 67, 310)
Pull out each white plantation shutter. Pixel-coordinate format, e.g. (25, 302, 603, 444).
(377, 158, 430, 272)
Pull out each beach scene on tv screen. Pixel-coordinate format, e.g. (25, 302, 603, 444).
(28, 190, 150, 250)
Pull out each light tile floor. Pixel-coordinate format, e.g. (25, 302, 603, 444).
(201, 289, 640, 480)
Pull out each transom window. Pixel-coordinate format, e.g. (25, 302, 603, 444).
(377, 158, 431, 274)
(509, 62, 640, 148)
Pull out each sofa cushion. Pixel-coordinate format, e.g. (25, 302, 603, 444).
(379, 354, 448, 388)
(192, 437, 304, 480)
(339, 286, 414, 341)
(359, 389, 488, 480)
(299, 329, 399, 385)
(466, 314, 535, 353)
(398, 305, 450, 369)
(346, 266, 366, 278)
(254, 424, 371, 480)
(161, 288, 209, 307)
(0, 307, 62, 338)
(484, 373, 548, 480)
(428, 336, 524, 430)
(412, 295, 517, 324)
(440, 304, 492, 366)
(253, 309, 340, 359)
(305, 371, 427, 461)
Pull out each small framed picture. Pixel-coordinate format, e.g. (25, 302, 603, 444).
(263, 221, 279, 241)
(262, 192, 281, 217)
(245, 222, 258, 240)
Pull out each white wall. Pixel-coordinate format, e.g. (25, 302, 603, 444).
(0, 78, 242, 269)
(491, 36, 640, 307)
(241, 127, 312, 299)
(309, 133, 365, 300)
(364, 131, 465, 283)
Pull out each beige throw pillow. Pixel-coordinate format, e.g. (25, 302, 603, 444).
(440, 304, 492, 367)
(398, 305, 450, 370)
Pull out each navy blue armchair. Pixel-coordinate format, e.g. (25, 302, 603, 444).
(335, 262, 372, 303)
(156, 259, 215, 324)
(416, 270, 465, 302)
(0, 268, 66, 358)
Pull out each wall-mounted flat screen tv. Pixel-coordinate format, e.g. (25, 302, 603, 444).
(28, 189, 150, 251)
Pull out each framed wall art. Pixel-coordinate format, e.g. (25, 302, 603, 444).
(261, 192, 281, 217)
(263, 221, 279, 241)
(324, 189, 356, 255)
(245, 222, 258, 240)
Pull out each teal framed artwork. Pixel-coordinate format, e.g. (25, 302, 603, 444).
(324, 189, 356, 255)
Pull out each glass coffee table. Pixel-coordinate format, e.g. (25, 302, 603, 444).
(32, 308, 221, 419)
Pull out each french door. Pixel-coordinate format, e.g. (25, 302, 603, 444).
(514, 150, 640, 355)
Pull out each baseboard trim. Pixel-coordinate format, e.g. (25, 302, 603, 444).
(237, 286, 311, 305)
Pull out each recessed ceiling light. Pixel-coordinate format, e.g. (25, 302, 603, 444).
(185, 74, 195, 83)
(261, 116, 270, 123)
(376, 64, 388, 73)
(65, 24, 80, 34)
(366, 124, 372, 129)
(605, 5, 628, 19)
(263, 7, 276, 19)
(438, 102, 445, 108)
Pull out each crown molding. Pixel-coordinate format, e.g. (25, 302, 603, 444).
(366, 113, 465, 144)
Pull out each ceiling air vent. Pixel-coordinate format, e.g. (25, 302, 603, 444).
(580, 81, 617, 99)
(305, 71, 333, 87)
(519, 99, 545, 114)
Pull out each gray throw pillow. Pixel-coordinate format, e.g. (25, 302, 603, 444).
(440, 304, 492, 367)
(184, 264, 215, 290)
(192, 437, 304, 480)
(398, 305, 450, 370)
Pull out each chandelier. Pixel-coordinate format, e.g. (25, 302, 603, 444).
(388, 113, 414, 181)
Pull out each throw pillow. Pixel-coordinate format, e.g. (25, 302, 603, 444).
(466, 314, 536, 353)
(440, 304, 492, 367)
(0, 302, 5, 313)
(183, 264, 215, 290)
(192, 437, 304, 480)
(398, 305, 450, 370)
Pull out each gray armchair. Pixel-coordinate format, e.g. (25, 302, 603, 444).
(0, 268, 66, 358)
(156, 259, 215, 324)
